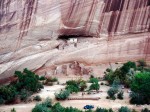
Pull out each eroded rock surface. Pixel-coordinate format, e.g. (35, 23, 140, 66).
(0, 0, 150, 80)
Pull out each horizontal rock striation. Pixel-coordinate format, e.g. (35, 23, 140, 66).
(0, 0, 150, 81)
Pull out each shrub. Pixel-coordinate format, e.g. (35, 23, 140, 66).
(32, 104, 51, 112)
(121, 61, 136, 74)
(66, 80, 80, 93)
(130, 72, 150, 104)
(96, 107, 114, 112)
(107, 87, 118, 99)
(141, 108, 150, 112)
(11, 108, 16, 112)
(137, 59, 146, 67)
(33, 95, 42, 101)
(66, 85, 79, 93)
(32, 97, 52, 112)
(51, 77, 58, 82)
(20, 89, 31, 101)
(118, 106, 131, 112)
(130, 92, 145, 105)
(112, 77, 120, 89)
(0, 85, 17, 103)
(104, 61, 136, 86)
(66, 80, 77, 85)
(52, 102, 65, 112)
(65, 107, 82, 112)
(79, 82, 87, 91)
(55, 90, 70, 100)
(39, 76, 46, 80)
(89, 83, 100, 91)
(41, 97, 52, 108)
(89, 78, 99, 83)
(117, 91, 124, 100)
(14, 68, 43, 92)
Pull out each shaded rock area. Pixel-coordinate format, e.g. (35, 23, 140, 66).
(0, 0, 150, 81)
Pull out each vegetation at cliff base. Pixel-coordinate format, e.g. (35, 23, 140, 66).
(0, 68, 43, 104)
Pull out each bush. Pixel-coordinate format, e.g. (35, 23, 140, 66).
(55, 90, 70, 100)
(141, 108, 150, 112)
(0, 85, 17, 103)
(117, 91, 124, 100)
(89, 78, 99, 83)
(11, 108, 16, 112)
(14, 68, 43, 92)
(121, 61, 136, 74)
(112, 77, 120, 89)
(20, 89, 31, 101)
(130, 72, 150, 104)
(104, 61, 136, 86)
(118, 106, 131, 112)
(52, 102, 65, 112)
(130, 92, 145, 105)
(39, 76, 46, 80)
(41, 97, 52, 108)
(66, 80, 80, 93)
(65, 107, 82, 112)
(79, 82, 87, 91)
(89, 83, 100, 91)
(96, 107, 114, 112)
(32, 104, 51, 112)
(33, 95, 42, 101)
(32, 97, 52, 112)
(107, 87, 118, 100)
(137, 59, 146, 67)
(66, 85, 79, 93)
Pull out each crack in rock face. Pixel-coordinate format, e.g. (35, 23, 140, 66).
(0, 0, 150, 82)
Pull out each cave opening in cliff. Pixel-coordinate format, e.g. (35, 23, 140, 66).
(58, 35, 93, 40)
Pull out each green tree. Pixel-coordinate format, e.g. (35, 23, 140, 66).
(65, 107, 82, 112)
(89, 83, 100, 91)
(0, 85, 17, 103)
(107, 87, 118, 100)
(96, 107, 114, 112)
(117, 91, 124, 100)
(14, 68, 43, 92)
(89, 78, 99, 83)
(141, 108, 150, 112)
(118, 106, 131, 112)
(130, 72, 150, 104)
(55, 90, 70, 100)
(52, 103, 65, 112)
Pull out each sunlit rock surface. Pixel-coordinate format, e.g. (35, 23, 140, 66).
(0, 0, 150, 81)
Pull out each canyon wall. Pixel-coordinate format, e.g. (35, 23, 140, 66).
(0, 0, 150, 80)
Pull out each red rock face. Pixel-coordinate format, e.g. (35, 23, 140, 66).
(0, 0, 150, 81)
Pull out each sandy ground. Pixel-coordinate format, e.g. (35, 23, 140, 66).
(0, 79, 149, 112)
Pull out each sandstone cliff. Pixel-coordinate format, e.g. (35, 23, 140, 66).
(0, 0, 150, 80)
